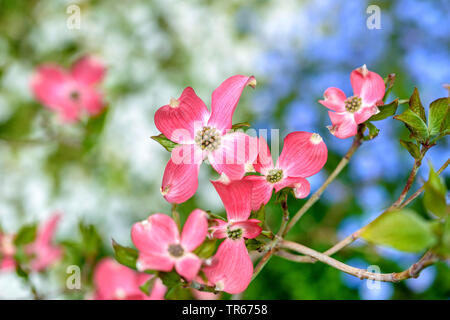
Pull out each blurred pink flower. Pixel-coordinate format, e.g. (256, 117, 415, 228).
(31, 55, 106, 122)
(203, 180, 261, 294)
(26, 214, 63, 271)
(244, 131, 328, 211)
(319, 65, 385, 139)
(155, 75, 258, 203)
(0, 233, 16, 271)
(93, 258, 166, 300)
(131, 209, 208, 281)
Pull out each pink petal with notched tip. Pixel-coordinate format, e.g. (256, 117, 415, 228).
(203, 238, 253, 294)
(211, 180, 253, 222)
(175, 254, 202, 281)
(277, 131, 328, 177)
(328, 111, 358, 139)
(131, 213, 179, 256)
(210, 219, 228, 239)
(161, 151, 202, 204)
(209, 132, 258, 180)
(207, 75, 256, 133)
(181, 209, 208, 252)
(136, 252, 174, 273)
(350, 66, 385, 105)
(231, 219, 262, 239)
(253, 136, 273, 175)
(318, 87, 347, 112)
(30, 65, 69, 109)
(353, 105, 378, 124)
(71, 56, 106, 86)
(243, 175, 274, 211)
(273, 176, 311, 197)
(155, 87, 209, 144)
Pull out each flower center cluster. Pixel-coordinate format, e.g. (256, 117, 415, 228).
(168, 244, 184, 258)
(227, 227, 243, 240)
(69, 90, 80, 101)
(194, 126, 221, 151)
(344, 96, 362, 113)
(266, 168, 283, 183)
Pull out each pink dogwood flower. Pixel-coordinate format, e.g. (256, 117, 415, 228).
(155, 75, 258, 204)
(244, 132, 328, 211)
(93, 258, 166, 300)
(31, 55, 106, 122)
(131, 209, 208, 281)
(0, 214, 63, 272)
(203, 179, 262, 294)
(319, 65, 385, 139)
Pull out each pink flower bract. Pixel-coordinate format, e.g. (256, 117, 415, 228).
(319, 65, 385, 139)
(155, 75, 258, 204)
(131, 209, 208, 281)
(244, 131, 328, 211)
(93, 258, 166, 300)
(203, 180, 262, 294)
(31, 55, 106, 122)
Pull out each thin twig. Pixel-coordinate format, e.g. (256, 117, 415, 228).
(171, 204, 180, 230)
(281, 240, 437, 282)
(284, 129, 364, 236)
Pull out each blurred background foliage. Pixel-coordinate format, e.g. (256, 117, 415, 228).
(0, 0, 448, 299)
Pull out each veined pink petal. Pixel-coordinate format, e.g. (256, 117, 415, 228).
(131, 213, 179, 255)
(243, 175, 273, 211)
(354, 105, 379, 124)
(210, 219, 228, 239)
(350, 65, 385, 105)
(318, 87, 347, 112)
(170, 144, 203, 166)
(137, 252, 174, 273)
(211, 180, 253, 222)
(293, 178, 311, 199)
(161, 156, 201, 204)
(155, 87, 209, 144)
(203, 239, 253, 294)
(207, 75, 256, 133)
(175, 254, 202, 281)
(253, 137, 273, 175)
(71, 56, 106, 86)
(209, 132, 258, 180)
(232, 219, 262, 239)
(181, 209, 208, 252)
(277, 131, 328, 177)
(327, 111, 358, 139)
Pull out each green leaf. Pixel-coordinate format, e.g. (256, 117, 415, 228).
(399, 139, 421, 159)
(231, 122, 251, 130)
(428, 97, 450, 137)
(363, 122, 379, 140)
(151, 134, 178, 152)
(409, 87, 426, 122)
(139, 277, 157, 296)
(423, 164, 448, 218)
(206, 210, 227, 221)
(193, 239, 217, 259)
(394, 108, 429, 142)
(246, 238, 265, 251)
(360, 209, 437, 252)
(369, 99, 399, 121)
(382, 73, 396, 103)
(112, 239, 138, 269)
(159, 270, 182, 287)
(250, 205, 266, 226)
(13, 224, 37, 246)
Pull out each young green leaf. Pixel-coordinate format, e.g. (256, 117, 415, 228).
(423, 164, 448, 218)
(409, 87, 426, 122)
(363, 122, 379, 140)
(428, 97, 450, 137)
(13, 224, 37, 246)
(151, 134, 178, 152)
(369, 99, 399, 121)
(399, 139, 421, 159)
(112, 239, 138, 269)
(139, 277, 157, 296)
(193, 239, 217, 259)
(360, 209, 437, 252)
(394, 108, 429, 142)
(159, 270, 182, 287)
